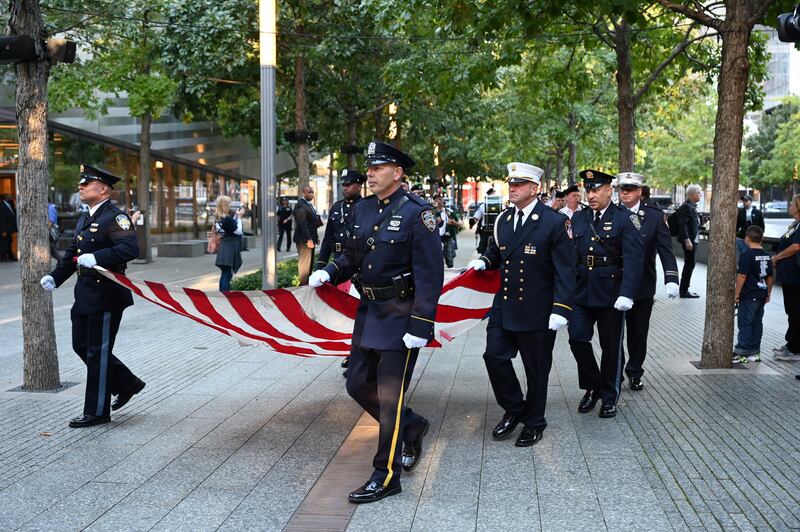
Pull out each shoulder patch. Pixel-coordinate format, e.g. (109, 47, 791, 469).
(421, 210, 437, 232)
(115, 214, 132, 231)
(629, 213, 641, 231)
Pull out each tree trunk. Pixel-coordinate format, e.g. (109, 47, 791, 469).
(294, 52, 310, 191)
(11, 0, 60, 390)
(346, 116, 357, 168)
(615, 18, 636, 173)
(556, 147, 565, 186)
(328, 152, 334, 208)
(568, 113, 578, 186)
(137, 111, 152, 263)
(700, 21, 752, 369)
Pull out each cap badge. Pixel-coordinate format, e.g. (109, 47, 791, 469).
(342, 169, 348, 176)
(80, 164, 85, 172)
(367, 142, 376, 155)
(511, 164, 517, 172)
(586, 171, 594, 178)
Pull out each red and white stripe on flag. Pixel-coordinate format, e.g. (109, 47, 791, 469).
(97, 267, 499, 357)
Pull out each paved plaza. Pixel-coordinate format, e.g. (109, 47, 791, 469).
(0, 231, 798, 531)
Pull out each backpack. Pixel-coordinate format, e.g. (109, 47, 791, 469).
(667, 210, 680, 237)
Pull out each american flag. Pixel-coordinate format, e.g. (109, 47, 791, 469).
(96, 267, 500, 357)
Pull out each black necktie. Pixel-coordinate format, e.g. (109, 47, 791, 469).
(594, 210, 602, 229)
(515, 210, 524, 232)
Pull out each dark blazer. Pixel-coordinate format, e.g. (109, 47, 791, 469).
(293, 198, 320, 245)
(479, 201, 576, 332)
(676, 200, 700, 243)
(0, 199, 16, 233)
(50, 201, 138, 316)
(324, 187, 444, 350)
(214, 215, 243, 274)
(625, 203, 679, 300)
(736, 206, 765, 239)
(571, 203, 645, 307)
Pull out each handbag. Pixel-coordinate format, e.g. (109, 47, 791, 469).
(207, 229, 221, 254)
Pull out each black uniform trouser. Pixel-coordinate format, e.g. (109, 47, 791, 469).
(346, 345, 426, 487)
(483, 325, 555, 431)
(0, 232, 13, 259)
(784, 283, 800, 353)
(624, 297, 655, 380)
(568, 305, 626, 404)
(71, 309, 138, 417)
(679, 240, 696, 294)
(277, 224, 292, 251)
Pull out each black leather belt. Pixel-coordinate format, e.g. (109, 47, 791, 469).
(361, 272, 414, 301)
(579, 255, 620, 267)
(77, 265, 124, 277)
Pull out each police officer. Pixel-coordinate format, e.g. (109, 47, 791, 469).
(40, 165, 145, 428)
(568, 169, 644, 418)
(616, 172, 680, 391)
(308, 141, 443, 503)
(315, 168, 366, 377)
(467, 162, 576, 446)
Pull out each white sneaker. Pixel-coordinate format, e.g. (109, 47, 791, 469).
(774, 351, 800, 362)
(732, 355, 749, 364)
(772, 345, 789, 355)
(747, 353, 761, 362)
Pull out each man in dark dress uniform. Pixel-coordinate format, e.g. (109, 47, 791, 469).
(468, 162, 576, 446)
(315, 168, 366, 377)
(276, 197, 293, 252)
(568, 170, 644, 418)
(40, 165, 145, 428)
(309, 141, 443, 504)
(616, 172, 679, 391)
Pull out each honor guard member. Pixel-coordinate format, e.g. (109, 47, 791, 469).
(308, 141, 443, 503)
(40, 165, 145, 428)
(616, 172, 679, 390)
(468, 163, 576, 446)
(568, 170, 644, 418)
(315, 168, 366, 377)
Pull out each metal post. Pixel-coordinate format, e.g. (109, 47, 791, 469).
(260, 0, 277, 289)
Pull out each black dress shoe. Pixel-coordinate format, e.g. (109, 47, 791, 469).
(515, 426, 543, 447)
(629, 377, 644, 391)
(341, 358, 349, 369)
(679, 292, 700, 298)
(348, 480, 402, 504)
(111, 378, 145, 411)
(599, 402, 617, 418)
(491, 414, 520, 440)
(578, 390, 599, 413)
(342, 369, 348, 378)
(402, 419, 429, 471)
(69, 414, 111, 428)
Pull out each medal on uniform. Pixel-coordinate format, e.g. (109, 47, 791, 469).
(524, 244, 537, 255)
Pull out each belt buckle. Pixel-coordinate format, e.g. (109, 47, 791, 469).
(335, 242, 342, 252)
(364, 287, 375, 300)
(586, 255, 594, 267)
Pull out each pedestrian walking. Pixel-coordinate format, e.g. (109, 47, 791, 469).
(213, 195, 243, 291)
(736, 194, 765, 257)
(772, 194, 800, 362)
(309, 141, 443, 504)
(568, 169, 644, 418)
(39, 164, 144, 428)
(0, 193, 17, 261)
(616, 172, 679, 391)
(293, 186, 321, 285)
(277, 197, 293, 252)
(467, 162, 576, 446)
(676, 184, 702, 298)
(733, 226, 772, 364)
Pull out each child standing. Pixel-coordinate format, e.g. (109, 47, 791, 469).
(734, 226, 773, 363)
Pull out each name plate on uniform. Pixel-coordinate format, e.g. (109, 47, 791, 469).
(388, 215, 402, 231)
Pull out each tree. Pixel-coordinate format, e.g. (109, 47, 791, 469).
(8, 0, 60, 390)
(759, 110, 800, 192)
(653, 0, 789, 368)
(743, 99, 799, 190)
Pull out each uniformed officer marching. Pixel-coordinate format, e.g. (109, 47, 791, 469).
(40, 165, 145, 428)
(568, 170, 644, 418)
(315, 168, 366, 376)
(616, 172, 679, 391)
(309, 141, 443, 503)
(468, 162, 576, 446)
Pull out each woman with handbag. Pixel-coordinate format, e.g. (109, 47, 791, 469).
(212, 195, 243, 291)
(772, 194, 800, 362)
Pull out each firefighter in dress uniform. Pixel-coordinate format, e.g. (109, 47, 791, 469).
(40, 165, 145, 428)
(309, 141, 444, 504)
(467, 162, 576, 446)
(615, 172, 679, 390)
(568, 170, 644, 418)
(315, 169, 366, 377)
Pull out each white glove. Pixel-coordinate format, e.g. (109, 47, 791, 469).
(40, 275, 55, 292)
(548, 313, 568, 331)
(77, 253, 97, 269)
(402, 333, 428, 349)
(614, 296, 634, 311)
(467, 259, 486, 271)
(308, 269, 330, 288)
(666, 282, 679, 299)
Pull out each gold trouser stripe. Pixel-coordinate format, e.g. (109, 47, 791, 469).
(553, 302, 572, 311)
(384, 349, 412, 487)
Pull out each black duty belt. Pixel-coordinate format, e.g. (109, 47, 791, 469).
(361, 272, 414, 301)
(579, 255, 621, 268)
(77, 265, 124, 278)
